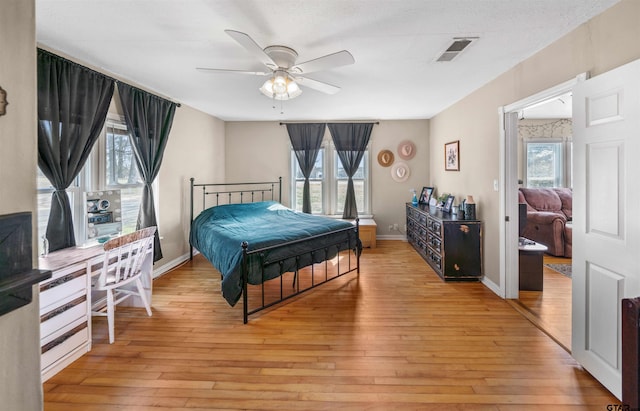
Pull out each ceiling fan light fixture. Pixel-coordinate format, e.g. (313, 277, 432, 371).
(259, 71, 302, 100)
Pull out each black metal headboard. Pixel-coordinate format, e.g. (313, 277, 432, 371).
(189, 177, 282, 259)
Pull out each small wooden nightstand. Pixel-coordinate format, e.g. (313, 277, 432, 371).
(347, 219, 376, 248)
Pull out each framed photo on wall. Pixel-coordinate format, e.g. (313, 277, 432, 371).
(419, 187, 433, 204)
(445, 140, 460, 171)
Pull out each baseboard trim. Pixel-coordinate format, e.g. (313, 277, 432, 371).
(481, 275, 504, 298)
(376, 235, 407, 241)
(153, 252, 195, 279)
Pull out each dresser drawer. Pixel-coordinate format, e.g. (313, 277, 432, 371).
(427, 248, 442, 271)
(41, 322, 88, 370)
(407, 217, 417, 233)
(39, 263, 87, 312)
(40, 295, 87, 341)
(427, 217, 442, 238)
(416, 238, 428, 254)
(428, 233, 442, 253)
(417, 225, 427, 240)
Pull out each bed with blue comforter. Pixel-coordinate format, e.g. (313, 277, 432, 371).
(189, 201, 360, 310)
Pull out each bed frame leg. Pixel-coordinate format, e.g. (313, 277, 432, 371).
(190, 177, 194, 260)
(242, 241, 249, 324)
(356, 218, 361, 275)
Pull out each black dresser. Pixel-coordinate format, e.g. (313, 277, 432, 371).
(406, 203, 482, 281)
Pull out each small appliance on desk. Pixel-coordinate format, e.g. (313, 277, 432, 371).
(84, 190, 123, 243)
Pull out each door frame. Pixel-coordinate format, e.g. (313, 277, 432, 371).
(498, 73, 588, 299)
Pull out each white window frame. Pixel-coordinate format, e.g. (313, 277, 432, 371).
(290, 139, 371, 217)
(523, 138, 572, 188)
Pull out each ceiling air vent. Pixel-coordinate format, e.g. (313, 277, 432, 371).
(436, 37, 478, 62)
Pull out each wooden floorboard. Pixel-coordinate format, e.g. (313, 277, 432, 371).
(43, 241, 618, 410)
(514, 255, 572, 352)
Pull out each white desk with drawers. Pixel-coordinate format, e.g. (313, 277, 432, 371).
(37, 241, 153, 382)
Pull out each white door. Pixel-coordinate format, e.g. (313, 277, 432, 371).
(572, 58, 640, 399)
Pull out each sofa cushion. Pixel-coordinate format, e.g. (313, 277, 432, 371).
(519, 188, 562, 213)
(553, 188, 573, 220)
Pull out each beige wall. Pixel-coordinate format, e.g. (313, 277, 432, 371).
(157, 105, 225, 265)
(370, 120, 430, 236)
(225, 120, 430, 237)
(0, 0, 43, 409)
(429, 0, 640, 286)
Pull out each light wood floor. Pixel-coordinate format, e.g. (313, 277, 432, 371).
(43, 241, 618, 410)
(512, 255, 572, 352)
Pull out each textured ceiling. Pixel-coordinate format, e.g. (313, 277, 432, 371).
(36, 0, 619, 121)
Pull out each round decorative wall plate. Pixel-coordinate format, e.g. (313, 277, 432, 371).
(377, 149, 394, 167)
(397, 140, 416, 160)
(390, 161, 410, 182)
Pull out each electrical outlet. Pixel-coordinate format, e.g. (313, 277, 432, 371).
(393, 223, 398, 231)
(388, 224, 393, 231)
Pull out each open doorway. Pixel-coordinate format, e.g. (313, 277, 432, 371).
(516, 94, 573, 351)
(500, 74, 586, 352)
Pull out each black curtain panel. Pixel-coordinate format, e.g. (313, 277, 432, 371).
(37, 49, 115, 252)
(117, 83, 177, 262)
(327, 123, 374, 219)
(286, 123, 326, 213)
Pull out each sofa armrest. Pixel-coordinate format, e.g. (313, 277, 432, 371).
(523, 211, 567, 257)
(526, 211, 567, 225)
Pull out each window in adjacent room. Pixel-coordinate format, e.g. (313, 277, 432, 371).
(525, 139, 572, 188)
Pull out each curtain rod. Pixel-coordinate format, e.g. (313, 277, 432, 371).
(116, 81, 181, 107)
(37, 48, 181, 108)
(279, 121, 379, 125)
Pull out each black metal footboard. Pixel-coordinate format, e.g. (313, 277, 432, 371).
(240, 220, 361, 323)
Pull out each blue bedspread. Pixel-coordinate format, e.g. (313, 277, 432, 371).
(190, 201, 359, 306)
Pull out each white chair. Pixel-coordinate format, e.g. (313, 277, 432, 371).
(91, 226, 156, 344)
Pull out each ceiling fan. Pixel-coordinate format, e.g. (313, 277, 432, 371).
(197, 30, 355, 100)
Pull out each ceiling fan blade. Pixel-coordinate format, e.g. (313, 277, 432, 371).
(291, 50, 355, 74)
(224, 29, 277, 69)
(196, 67, 270, 76)
(293, 76, 341, 95)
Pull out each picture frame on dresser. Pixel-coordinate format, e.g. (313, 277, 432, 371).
(443, 195, 455, 213)
(419, 187, 433, 204)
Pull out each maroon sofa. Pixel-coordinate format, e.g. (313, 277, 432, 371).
(518, 187, 572, 257)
